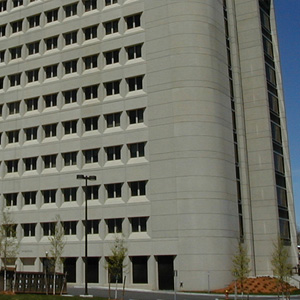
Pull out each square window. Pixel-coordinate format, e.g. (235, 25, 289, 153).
(63, 221, 77, 235)
(42, 189, 56, 203)
(0, 77, 4, 89)
(63, 59, 77, 74)
(63, 89, 77, 104)
(26, 69, 39, 83)
(104, 49, 119, 65)
(83, 148, 99, 164)
(9, 46, 22, 59)
(23, 191, 37, 205)
(105, 112, 121, 128)
(105, 145, 121, 161)
(11, 19, 23, 33)
(42, 222, 55, 236)
(125, 13, 141, 30)
(85, 219, 100, 234)
(63, 151, 77, 166)
(7, 101, 20, 115)
(84, 185, 100, 200)
(0, 24, 6, 37)
(12, 0, 23, 8)
(44, 93, 57, 108)
(62, 187, 77, 202)
(104, 20, 118, 35)
(24, 127, 38, 141)
(83, 85, 98, 100)
(27, 41, 39, 55)
(6, 159, 19, 173)
(0, 50, 5, 62)
(9, 73, 21, 87)
(28, 14, 40, 28)
(0, 1, 7, 12)
(106, 218, 122, 233)
(128, 108, 144, 124)
(105, 80, 120, 96)
(43, 123, 57, 138)
(45, 9, 59, 23)
(129, 181, 147, 196)
(106, 183, 122, 198)
(83, 25, 98, 40)
(126, 44, 142, 60)
(5, 193, 18, 206)
(63, 120, 77, 134)
(42, 154, 57, 168)
(45, 36, 58, 50)
(64, 3, 77, 18)
(25, 97, 38, 111)
(127, 75, 143, 91)
(129, 142, 145, 158)
(64, 30, 77, 45)
(23, 223, 36, 237)
(130, 217, 147, 232)
(44, 64, 58, 78)
(7, 130, 19, 143)
(83, 116, 99, 131)
(24, 157, 37, 171)
(83, 0, 97, 12)
(83, 54, 98, 70)
(105, 0, 117, 6)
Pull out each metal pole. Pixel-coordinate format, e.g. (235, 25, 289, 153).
(85, 177, 88, 295)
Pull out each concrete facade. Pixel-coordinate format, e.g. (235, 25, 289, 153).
(0, 0, 297, 291)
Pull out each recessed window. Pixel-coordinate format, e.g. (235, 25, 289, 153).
(129, 180, 147, 196)
(7, 101, 20, 115)
(127, 75, 143, 91)
(105, 80, 120, 96)
(83, 54, 98, 70)
(23, 223, 36, 237)
(45, 8, 59, 23)
(104, 20, 118, 35)
(63, 89, 77, 104)
(83, 148, 99, 164)
(83, 84, 98, 100)
(27, 41, 39, 55)
(83, 0, 97, 12)
(132, 256, 148, 284)
(42, 189, 56, 204)
(12, 0, 23, 8)
(11, 19, 23, 33)
(85, 219, 100, 234)
(9, 73, 21, 87)
(42, 222, 55, 236)
(23, 191, 37, 205)
(64, 30, 77, 45)
(83, 25, 98, 40)
(43, 123, 57, 138)
(6, 159, 19, 173)
(0, 77, 4, 89)
(63, 59, 77, 74)
(105, 145, 121, 161)
(44, 93, 57, 108)
(105, 0, 118, 6)
(106, 183, 122, 198)
(128, 142, 145, 158)
(104, 49, 119, 65)
(0, 24, 6, 37)
(62, 187, 77, 202)
(106, 218, 122, 233)
(126, 44, 142, 60)
(25, 97, 38, 111)
(24, 157, 37, 171)
(0, 1, 7, 12)
(9, 46, 22, 60)
(26, 69, 39, 83)
(105, 112, 121, 128)
(125, 13, 141, 30)
(84, 185, 100, 200)
(83, 116, 99, 131)
(63, 221, 77, 235)
(42, 154, 57, 169)
(27, 14, 40, 28)
(63, 120, 77, 134)
(7, 130, 19, 143)
(128, 108, 144, 124)
(0, 50, 5, 62)
(44, 64, 58, 79)
(64, 3, 77, 18)
(130, 217, 147, 232)
(24, 127, 38, 141)
(45, 36, 58, 50)
(63, 151, 77, 166)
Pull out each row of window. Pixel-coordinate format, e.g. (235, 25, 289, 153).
(0, 42, 142, 65)
(0, 12, 141, 39)
(3, 181, 147, 209)
(0, 143, 146, 174)
(4, 216, 148, 238)
(0, 0, 119, 14)
(0, 72, 144, 95)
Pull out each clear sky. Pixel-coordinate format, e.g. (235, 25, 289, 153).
(274, 0, 300, 226)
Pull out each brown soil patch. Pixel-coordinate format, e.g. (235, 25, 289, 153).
(213, 276, 299, 294)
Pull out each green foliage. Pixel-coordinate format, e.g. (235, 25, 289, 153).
(0, 210, 19, 269)
(107, 236, 127, 283)
(232, 241, 250, 294)
(48, 215, 65, 273)
(271, 237, 292, 295)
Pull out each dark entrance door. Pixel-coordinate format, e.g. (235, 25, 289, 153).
(87, 257, 99, 283)
(157, 255, 174, 290)
(64, 257, 77, 283)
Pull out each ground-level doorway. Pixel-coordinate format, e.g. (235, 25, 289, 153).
(156, 255, 175, 290)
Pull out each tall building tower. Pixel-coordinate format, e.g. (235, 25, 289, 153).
(0, 0, 297, 291)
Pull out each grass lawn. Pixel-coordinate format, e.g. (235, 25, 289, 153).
(0, 294, 107, 300)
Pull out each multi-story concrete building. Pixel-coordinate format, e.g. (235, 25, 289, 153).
(0, 0, 297, 291)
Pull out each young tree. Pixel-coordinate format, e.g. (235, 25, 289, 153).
(0, 210, 19, 291)
(48, 215, 65, 295)
(271, 238, 293, 299)
(232, 241, 250, 298)
(107, 236, 127, 299)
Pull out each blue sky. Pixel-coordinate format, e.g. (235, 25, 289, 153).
(274, 1, 300, 226)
